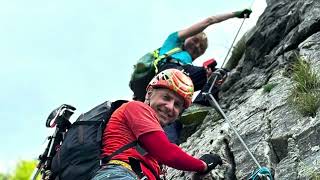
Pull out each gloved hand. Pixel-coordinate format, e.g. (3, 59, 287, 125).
(214, 68, 229, 77)
(211, 68, 229, 84)
(207, 68, 227, 86)
(197, 153, 222, 175)
(234, 9, 252, 18)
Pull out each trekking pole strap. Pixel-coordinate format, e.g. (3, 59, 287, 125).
(205, 93, 261, 168)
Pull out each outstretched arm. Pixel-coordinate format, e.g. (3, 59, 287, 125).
(178, 12, 235, 40)
(178, 9, 252, 40)
(139, 131, 206, 172)
(139, 131, 222, 175)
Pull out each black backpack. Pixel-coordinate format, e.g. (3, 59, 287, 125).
(50, 100, 137, 180)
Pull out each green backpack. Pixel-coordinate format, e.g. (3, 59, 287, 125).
(129, 47, 182, 101)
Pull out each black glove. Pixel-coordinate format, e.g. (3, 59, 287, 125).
(234, 9, 252, 18)
(197, 154, 222, 175)
(210, 68, 229, 84)
(214, 68, 229, 77)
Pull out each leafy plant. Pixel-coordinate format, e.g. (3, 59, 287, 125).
(0, 173, 9, 180)
(288, 56, 320, 117)
(9, 160, 38, 180)
(263, 83, 278, 93)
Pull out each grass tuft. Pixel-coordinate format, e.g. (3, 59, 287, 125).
(263, 83, 278, 93)
(288, 56, 320, 117)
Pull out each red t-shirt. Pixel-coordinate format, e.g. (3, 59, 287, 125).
(101, 101, 163, 179)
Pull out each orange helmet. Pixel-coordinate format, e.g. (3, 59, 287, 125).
(147, 69, 194, 108)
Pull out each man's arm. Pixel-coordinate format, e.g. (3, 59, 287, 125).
(178, 9, 252, 40)
(139, 130, 207, 172)
(178, 12, 235, 40)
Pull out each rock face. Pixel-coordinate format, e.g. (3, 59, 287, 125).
(167, 0, 320, 179)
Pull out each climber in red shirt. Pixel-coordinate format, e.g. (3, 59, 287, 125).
(93, 68, 222, 180)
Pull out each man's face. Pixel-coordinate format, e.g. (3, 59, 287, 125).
(184, 36, 206, 60)
(148, 88, 184, 126)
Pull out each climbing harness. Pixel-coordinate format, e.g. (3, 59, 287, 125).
(153, 47, 182, 73)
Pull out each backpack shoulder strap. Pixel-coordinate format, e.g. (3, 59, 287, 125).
(101, 141, 138, 163)
(153, 47, 182, 73)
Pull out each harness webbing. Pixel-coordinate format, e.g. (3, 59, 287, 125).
(153, 47, 182, 73)
(101, 141, 138, 163)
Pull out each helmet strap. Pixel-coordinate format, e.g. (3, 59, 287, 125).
(144, 87, 154, 105)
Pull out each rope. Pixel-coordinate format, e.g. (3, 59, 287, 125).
(205, 0, 264, 169)
(205, 93, 262, 168)
(208, 0, 256, 92)
(207, 15, 248, 92)
(221, 17, 247, 68)
(220, 0, 257, 68)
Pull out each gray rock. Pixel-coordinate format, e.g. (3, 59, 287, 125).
(166, 0, 320, 179)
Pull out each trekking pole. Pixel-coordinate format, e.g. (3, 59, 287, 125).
(31, 104, 76, 180)
(31, 135, 54, 180)
(203, 92, 261, 168)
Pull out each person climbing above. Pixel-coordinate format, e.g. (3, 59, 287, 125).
(130, 9, 252, 144)
(93, 69, 223, 180)
(130, 8, 252, 102)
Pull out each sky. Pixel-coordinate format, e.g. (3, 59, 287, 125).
(0, 0, 266, 173)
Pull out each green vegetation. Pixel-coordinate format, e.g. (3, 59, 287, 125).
(0, 173, 9, 180)
(10, 160, 38, 180)
(263, 83, 278, 93)
(300, 160, 320, 180)
(311, 173, 320, 180)
(288, 56, 320, 117)
(0, 160, 39, 180)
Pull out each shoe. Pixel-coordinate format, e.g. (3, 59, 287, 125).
(179, 103, 211, 125)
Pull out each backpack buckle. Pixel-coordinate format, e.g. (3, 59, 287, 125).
(100, 158, 108, 166)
